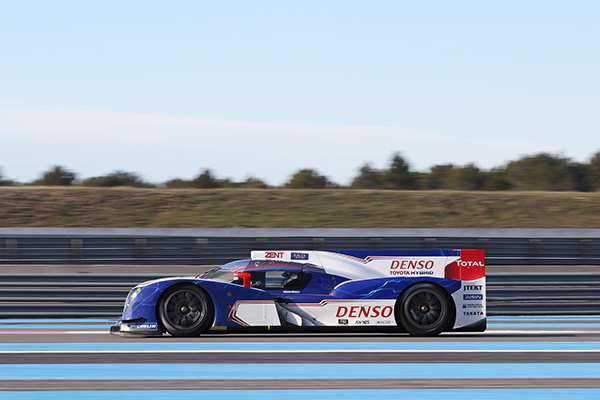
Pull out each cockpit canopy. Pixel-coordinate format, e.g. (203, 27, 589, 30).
(197, 259, 329, 291)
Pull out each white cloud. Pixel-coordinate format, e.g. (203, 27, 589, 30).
(0, 106, 547, 184)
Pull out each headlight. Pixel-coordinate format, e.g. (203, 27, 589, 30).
(123, 287, 142, 312)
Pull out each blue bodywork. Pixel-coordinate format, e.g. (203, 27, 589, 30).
(120, 278, 275, 330)
(331, 277, 460, 300)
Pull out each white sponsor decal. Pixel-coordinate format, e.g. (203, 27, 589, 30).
(335, 305, 393, 319)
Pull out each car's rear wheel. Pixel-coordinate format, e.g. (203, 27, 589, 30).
(397, 283, 453, 337)
(158, 284, 214, 337)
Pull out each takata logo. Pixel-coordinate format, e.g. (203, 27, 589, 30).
(265, 252, 284, 259)
(457, 260, 484, 268)
(463, 311, 484, 316)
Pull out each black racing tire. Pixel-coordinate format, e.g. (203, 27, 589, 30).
(157, 284, 214, 337)
(397, 283, 453, 337)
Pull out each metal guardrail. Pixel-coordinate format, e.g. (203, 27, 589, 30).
(1, 228, 600, 265)
(0, 272, 598, 318)
(1, 229, 599, 317)
(487, 273, 600, 315)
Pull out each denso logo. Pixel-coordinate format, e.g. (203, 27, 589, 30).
(265, 252, 284, 259)
(336, 305, 393, 318)
(390, 260, 434, 270)
(457, 260, 484, 268)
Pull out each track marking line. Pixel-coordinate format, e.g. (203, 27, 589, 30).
(3, 349, 600, 354)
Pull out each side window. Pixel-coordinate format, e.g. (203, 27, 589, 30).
(264, 271, 311, 290)
(250, 272, 265, 289)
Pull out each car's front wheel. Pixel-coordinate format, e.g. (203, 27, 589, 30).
(397, 283, 453, 337)
(158, 284, 214, 337)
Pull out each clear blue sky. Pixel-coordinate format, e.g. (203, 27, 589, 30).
(1, 1, 598, 185)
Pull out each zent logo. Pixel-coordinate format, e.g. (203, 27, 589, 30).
(265, 252, 284, 259)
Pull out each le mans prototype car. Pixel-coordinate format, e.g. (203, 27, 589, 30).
(110, 249, 486, 337)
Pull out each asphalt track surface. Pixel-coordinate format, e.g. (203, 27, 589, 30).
(1, 317, 600, 399)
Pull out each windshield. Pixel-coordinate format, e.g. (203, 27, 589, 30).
(196, 259, 250, 283)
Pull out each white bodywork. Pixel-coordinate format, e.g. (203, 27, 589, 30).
(227, 250, 487, 330)
(250, 250, 459, 280)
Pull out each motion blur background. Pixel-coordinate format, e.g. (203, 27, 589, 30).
(1, 2, 600, 399)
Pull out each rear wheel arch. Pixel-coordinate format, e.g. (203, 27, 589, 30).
(394, 282, 455, 337)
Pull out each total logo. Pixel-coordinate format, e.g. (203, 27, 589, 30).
(457, 260, 484, 268)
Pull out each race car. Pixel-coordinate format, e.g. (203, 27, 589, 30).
(110, 249, 486, 337)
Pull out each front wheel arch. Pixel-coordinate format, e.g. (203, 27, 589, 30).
(395, 282, 455, 337)
(156, 283, 215, 337)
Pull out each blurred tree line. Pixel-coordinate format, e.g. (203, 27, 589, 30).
(350, 152, 600, 191)
(2, 151, 600, 191)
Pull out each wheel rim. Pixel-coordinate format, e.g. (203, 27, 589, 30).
(163, 289, 206, 330)
(403, 288, 445, 329)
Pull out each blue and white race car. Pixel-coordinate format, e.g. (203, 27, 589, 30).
(110, 249, 486, 337)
